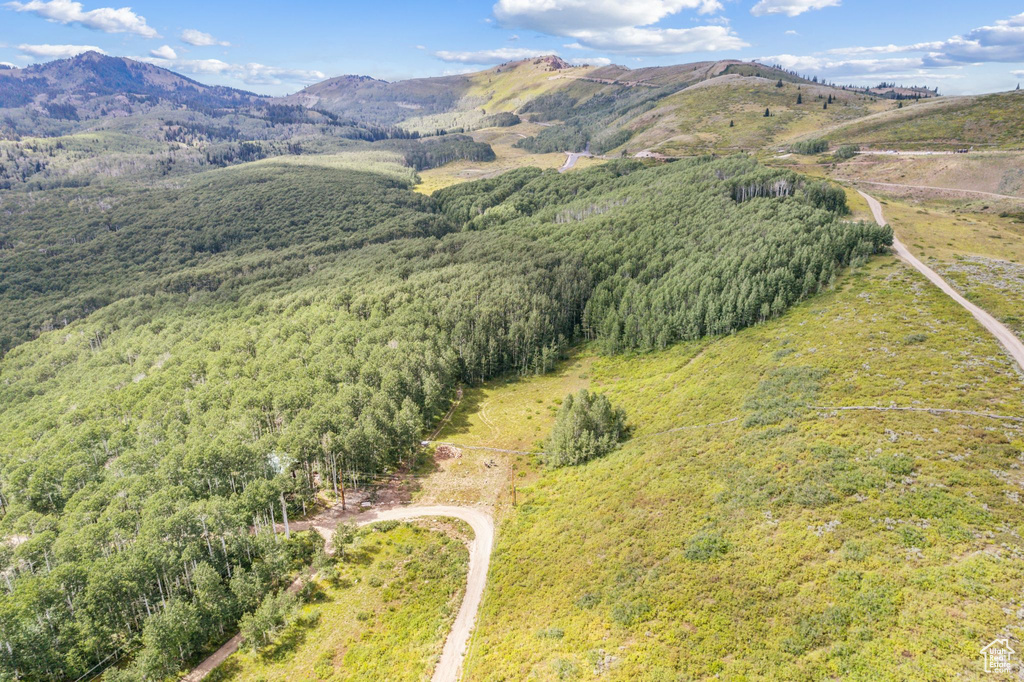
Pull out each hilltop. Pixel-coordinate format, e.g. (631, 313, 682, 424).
(0, 51, 262, 110)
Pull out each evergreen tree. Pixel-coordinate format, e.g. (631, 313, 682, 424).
(797, 93, 803, 104)
(764, 108, 771, 117)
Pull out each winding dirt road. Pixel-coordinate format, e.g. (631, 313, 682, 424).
(183, 505, 493, 682)
(858, 190, 1024, 372)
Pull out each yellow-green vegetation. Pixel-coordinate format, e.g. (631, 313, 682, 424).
(819, 91, 1024, 150)
(459, 257, 1024, 680)
(462, 62, 597, 115)
(937, 256, 1024, 339)
(625, 77, 892, 156)
(211, 521, 469, 682)
(880, 199, 1024, 263)
(435, 356, 593, 452)
(855, 191, 1024, 342)
(415, 122, 567, 194)
(252, 149, 418, 184)
(411, 356, 594, 508)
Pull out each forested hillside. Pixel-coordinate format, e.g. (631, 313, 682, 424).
(0, 154, 888, 679)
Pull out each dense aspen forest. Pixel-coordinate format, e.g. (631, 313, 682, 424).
(0, 153, 890, 679)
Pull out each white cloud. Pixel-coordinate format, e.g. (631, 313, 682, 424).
(920, 14, 1024, 65)
(432, 47, 557, 63)
(567, 56, 612, 66)
(567, 25, 747, 54)
(761, 53, 926, 76)
(750, 0, 840, 17)
(0, 61, 16, 67)
(760, 10, 1024, 85)
(785, 30, 799, 36)
(17, 42, 105, 58)
(149, 44, 176, 60)
(494, 0, 723, 33)
(826, 43, 942, 56)
(140, 55, 325, 86)
(492, 0, 741, 54)
(5, 0, 157, 37)
(179, 28, 229, 47)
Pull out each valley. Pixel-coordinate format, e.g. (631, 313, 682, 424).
(1, 39, 1024, 682)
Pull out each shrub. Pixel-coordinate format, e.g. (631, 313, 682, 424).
(791, 139, 829, 155)
(835, 144, 859, 159)
(684, 531, 730, 561)
(802, 181, 849, 214)
(545, 389, 627, 467)
(239, 589, 299, 651)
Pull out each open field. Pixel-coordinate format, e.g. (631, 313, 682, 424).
(451, 255, 1024, 680)
(414, 122, 567, 193)
(209, 521, 468, 682)
(833, 152, 1024, 201)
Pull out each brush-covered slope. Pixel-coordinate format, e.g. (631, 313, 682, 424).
(622, 76, 893, 156)
(290, 57, 830, 153)
(463, 256, 1024, 680)
(814, 90, 1024, 150)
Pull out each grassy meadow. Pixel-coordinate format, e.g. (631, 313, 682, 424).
(440, 254, 1024, 680)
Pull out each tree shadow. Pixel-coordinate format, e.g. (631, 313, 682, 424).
(435, 388, 484, 440)
(259, 612, 319, 662)
(205, 657, 242, 681)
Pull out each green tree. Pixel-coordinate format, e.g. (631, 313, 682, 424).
(136, 598, 203, 679)
(239, 589, 298, 651)
(546, 390, 627, 467)
(331, 523, 358, 561)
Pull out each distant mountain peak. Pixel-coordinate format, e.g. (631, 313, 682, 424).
(536, 55, 571, 70)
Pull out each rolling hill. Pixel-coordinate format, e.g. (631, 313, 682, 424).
(0, 51, 263, 111)
(802, 90, 1024, 151)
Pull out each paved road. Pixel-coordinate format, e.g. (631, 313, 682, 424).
(559, 142, 592, 173)
(182, 505, 494, 682)
(858, 190, 1024, 373)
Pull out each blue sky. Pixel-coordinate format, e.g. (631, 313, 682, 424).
(3, 0, 1024, 96)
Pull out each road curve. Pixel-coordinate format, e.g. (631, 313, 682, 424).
(182, 505, 493, 682)
(360, 506, 493, 682)
(559, 142, 592, 173)
(858, 190, 1024, 372)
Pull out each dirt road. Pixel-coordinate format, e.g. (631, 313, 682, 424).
(858, 190, 1024, 372)
(183, 505, 494, 682)
(361, 506, 493, 682)
(849, 180, 1022, 201)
